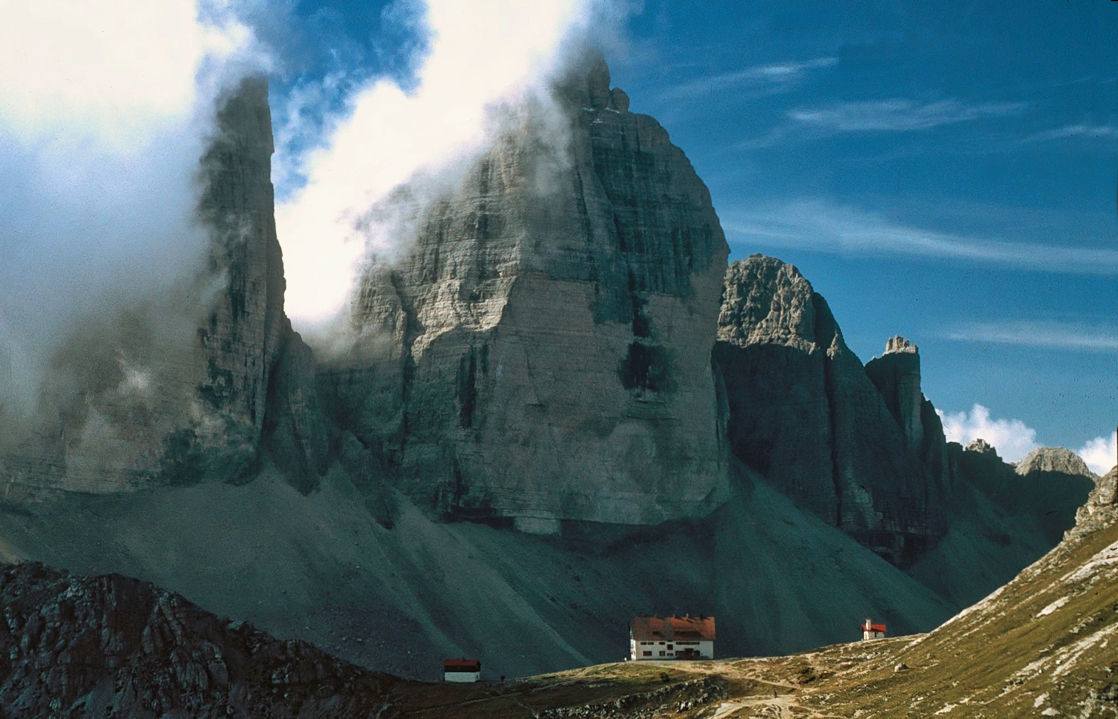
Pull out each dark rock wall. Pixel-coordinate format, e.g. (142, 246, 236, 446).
(865, 337, 953, 494)
(714, 256, 945, 564)
(187, 77, 289, 483)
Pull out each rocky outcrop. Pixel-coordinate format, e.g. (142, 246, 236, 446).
(713, 256, 945, 564)
(1075, 465, 1118, 536)
(0, 562, 398, 717)
(156, 76, 289, 487)
(321, 53, 730, 530)
(865, 336, 952, 493)
(965, 438, 997, 455)
(1016, 446, 1096, 478)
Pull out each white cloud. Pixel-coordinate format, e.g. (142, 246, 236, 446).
(787, 99, 1024, 133)
(0, 0, 259, 151)
(944, 321, 1118, 353)
(0, 0, 264, 415)
(937, 404, 1038, 462)
(661, 57, 836, 100)
(1079, 430, 1117, 476)
(274, 0, 603, 330)
(721, 199, 1118, 275)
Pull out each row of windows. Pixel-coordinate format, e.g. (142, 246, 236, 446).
(636, 640, 703, 646)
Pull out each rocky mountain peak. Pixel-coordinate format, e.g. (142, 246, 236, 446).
(884, 335, 918, 354)
(1015, 447, 1095, 478)
(553, 47, 627, 113)
(717, 255, 822, 353)
(1076, 465, 1118, 533)
(714, 255, 946, 564)
(965, 438, 998, 455)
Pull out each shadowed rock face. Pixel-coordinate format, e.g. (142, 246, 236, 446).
(0, 78, 324, 495)
(865, 336, 952, 497)
(322, 54, 730, 529)
(713, 256, 945, 564)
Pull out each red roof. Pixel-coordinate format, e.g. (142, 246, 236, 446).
(631, 616, 715, 642)
(444, 659, 481, 671)
(862, 623, 886, 633)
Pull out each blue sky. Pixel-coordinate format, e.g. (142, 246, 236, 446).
(603, 1, 1117, 460)
(0, 1, 1113, 469)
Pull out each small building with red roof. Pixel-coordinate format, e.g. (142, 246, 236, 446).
(861, 617, 886, 641)
(630, 615, 715, 661)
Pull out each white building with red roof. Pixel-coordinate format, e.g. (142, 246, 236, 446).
(862, 617, 887, 641)
(629, 616, 715, 661)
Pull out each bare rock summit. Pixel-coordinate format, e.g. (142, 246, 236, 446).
(1015, 447, 1096, 479)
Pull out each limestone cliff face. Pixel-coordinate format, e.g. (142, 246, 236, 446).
(713, 256, 945, 563)
(864, 336, 952, 493)
(322, 56, 731, 530)
(167, 77, 289, 485)
(0, 78, 320, 494)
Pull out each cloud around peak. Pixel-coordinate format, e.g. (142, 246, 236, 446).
(937, 404, 1115, 476)
(273, 0, 622, 331)
(0, 0, 266, 417)
(938, 404, 1038, 463)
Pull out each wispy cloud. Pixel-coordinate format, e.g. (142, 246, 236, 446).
(937, 404, 1038, 462)
(1025, 124, 1118, 142)
(721, 199, 1118, 275)
(787, 99, 1025, 132)
(943, 320, 1118, 353)
(661, 57, 836, 100)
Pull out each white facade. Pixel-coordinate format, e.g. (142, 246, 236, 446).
(444, 670, 481, 683)
(629, 638, 714, 661)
